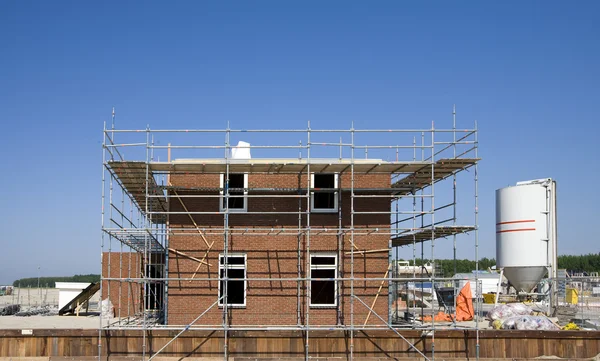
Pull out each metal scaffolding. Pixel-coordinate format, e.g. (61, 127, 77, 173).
(100, 109, 480, 360)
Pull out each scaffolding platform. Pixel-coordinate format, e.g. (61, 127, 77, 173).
(391, 225, 476, 247)
(109, 158, 479, 200)
(104, 229, 164, 252)
(108, 161, 167, 222)
(392, 158, 478, 195)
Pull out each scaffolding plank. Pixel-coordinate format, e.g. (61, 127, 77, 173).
(105, 229, 164, 252)
(108, 161, 167, 223)
(392, 158, 479, 195)
(391, 226, 475, 247)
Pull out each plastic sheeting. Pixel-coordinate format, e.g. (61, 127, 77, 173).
(493, 315, 560, 330)
(487, 303, 532, 321)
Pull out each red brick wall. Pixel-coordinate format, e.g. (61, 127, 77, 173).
(101, 252, 142, 318)
(169, 173, 390, 227)
(102, 252, 166, 319)
(167, 173, 391, 326)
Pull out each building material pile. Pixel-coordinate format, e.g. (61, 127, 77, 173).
(14, 306, 57, 317)
(488, 303, 532, 320)
(492, 315, 560, 330)
(0, 304, 20, 316)
(488, 303, 559, 330)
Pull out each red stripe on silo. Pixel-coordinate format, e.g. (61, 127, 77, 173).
(496, 219, 535, 225)
(496, 228, 536, 234)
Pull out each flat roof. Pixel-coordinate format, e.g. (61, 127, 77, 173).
(55, 282, 91, 289)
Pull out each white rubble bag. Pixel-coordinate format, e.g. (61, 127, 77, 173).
(100, 298, 114, 318)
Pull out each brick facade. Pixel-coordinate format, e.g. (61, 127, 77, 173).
(101, 252, 142, 318)
(166, 173, 391, 326)
(101, 252, 165, 319)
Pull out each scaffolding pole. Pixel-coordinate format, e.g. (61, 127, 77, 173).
(304, 121, 311, 361)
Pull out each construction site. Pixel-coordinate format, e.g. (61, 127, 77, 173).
(1, 113, 599, 361)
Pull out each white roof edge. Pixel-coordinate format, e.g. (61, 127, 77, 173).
(55, 282, 91, 289)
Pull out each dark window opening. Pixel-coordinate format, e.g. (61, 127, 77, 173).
(311, 256, 336, 266)
(219, 255, 246, 306)
(219, 256, 245, 265)
(310, 254, 337, 306)
(311, 269, 335, 305)
(312, 174, 337, 211)
(222, 173, 246, 210)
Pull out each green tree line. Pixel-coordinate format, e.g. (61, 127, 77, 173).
(400, 253, 600, 277)
(12, 274, 100, 287)
(10, 254, 600, 286)
(401, 257, 497, 277)
(557, 253, 600, 274)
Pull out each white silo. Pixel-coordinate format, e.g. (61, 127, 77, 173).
(496, 179, 557, 293)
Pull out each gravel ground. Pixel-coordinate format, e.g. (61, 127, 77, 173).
(0, 288, 100, 309)
(1, 289, 597, 330)
(0, 288, 106, 329)
(0, 315, 112, 329)
(0, 288, 60, 308)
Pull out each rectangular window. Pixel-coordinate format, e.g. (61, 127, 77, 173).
(310, 173, 338, 213)
(218, 254, 247, 307)
(220, 173, 248, 212)
(310, 254, 337, 307)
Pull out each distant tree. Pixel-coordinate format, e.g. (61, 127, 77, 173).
(398, 254, 600, 276)
(12, 274, 100, 287)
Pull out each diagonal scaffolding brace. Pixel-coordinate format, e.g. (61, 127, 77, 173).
(147, 297, 222, 361)
(172, 190, 215, 282)
(354, 295, 431, 361)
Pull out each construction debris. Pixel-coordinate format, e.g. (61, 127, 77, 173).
(14, 306, 57, 317)
(492, 315, 560, 330)
(0, 304, 20, 316)
(487, 303, 533, 321)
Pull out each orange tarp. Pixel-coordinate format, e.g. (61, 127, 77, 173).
(422, 282, 474, 322)
(455, 281, 475, 321)
(423, 311, 454, 322)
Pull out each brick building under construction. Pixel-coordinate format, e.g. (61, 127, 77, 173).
(100, 118, 480, 359)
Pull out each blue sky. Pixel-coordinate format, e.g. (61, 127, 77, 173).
(1, 1, 598, 284)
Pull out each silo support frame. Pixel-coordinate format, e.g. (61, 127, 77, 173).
(494, 268, 503, 307)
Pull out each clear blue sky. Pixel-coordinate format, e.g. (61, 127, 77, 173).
(1, 1, 598, 284)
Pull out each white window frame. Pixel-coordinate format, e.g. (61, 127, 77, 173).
(310, 173, 339, 213)
(219, 173, 248, 212)
(309, 253, 338, 307)
(218, 253, 247, 307)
